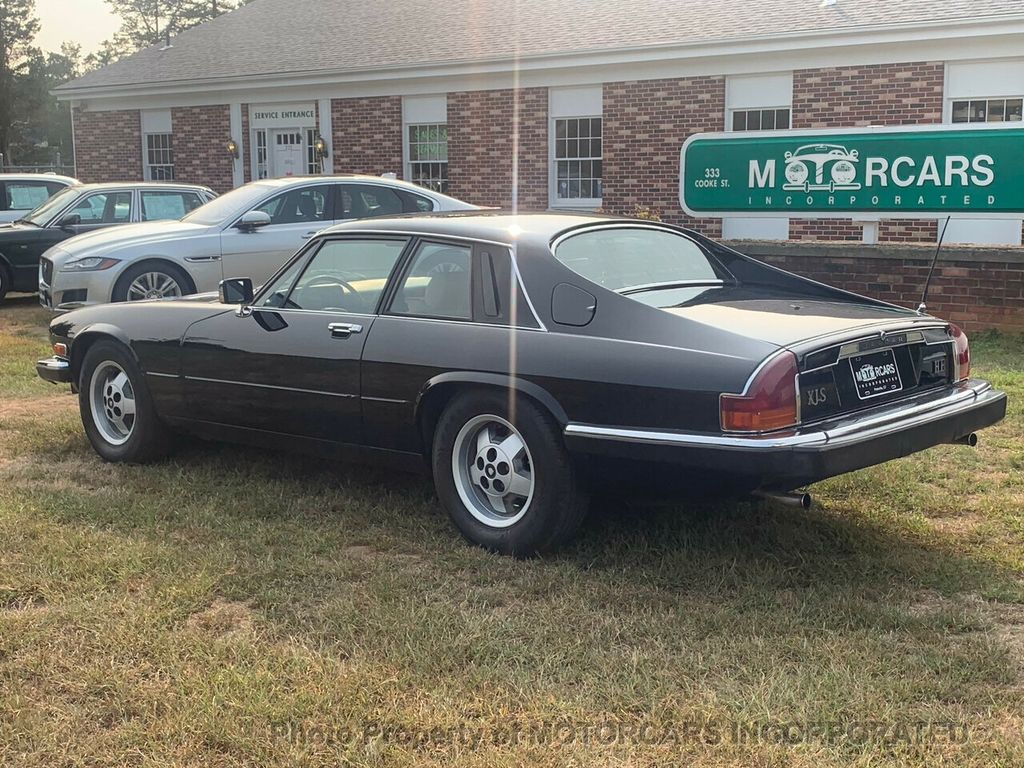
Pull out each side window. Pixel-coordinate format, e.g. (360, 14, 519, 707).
(400, 190, 435, 213)
(69, 191, 133, 224)
(390, 241, 472, 320)
(339, 184, 405, 219)
(255, 185, 330, 226)
(5, 181, 54, 211)
(474, 247, 541, 328)
(261, 238, 407, 313)
(140, 191, 204, 221)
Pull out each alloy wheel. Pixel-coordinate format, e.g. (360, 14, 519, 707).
(451, 414, 535, 527)
(126, 271, 182, 301)
(89, 361, 137, 445)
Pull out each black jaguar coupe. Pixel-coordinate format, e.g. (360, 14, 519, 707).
(37, 213, 1006, 554)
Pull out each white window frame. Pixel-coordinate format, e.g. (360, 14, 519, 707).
(402, 95, 449, 193)
(723, 74, 792, 241)
(942, 60, 1024, 245)
(140, 109, 173, 182)
(405, 123, 449, 193)
(948, 96, 1023, 124)
(143, 132, 175, 181)
(727, 106, 792, 132)
(549, 86, 603, 210)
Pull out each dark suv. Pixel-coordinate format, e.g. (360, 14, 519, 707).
(0, 182, 215, 302)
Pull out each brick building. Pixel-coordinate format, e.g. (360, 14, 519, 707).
(56, 0, 1024, 330)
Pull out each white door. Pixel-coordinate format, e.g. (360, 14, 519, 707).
(272, 131, 304, 177)
(219, 183, 336, 284)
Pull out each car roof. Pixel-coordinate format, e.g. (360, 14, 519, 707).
(71, 181, 213, 192)
(320, 210, 669, 251)
(250, 174, 450, 195)
(0, 173, 78, 185)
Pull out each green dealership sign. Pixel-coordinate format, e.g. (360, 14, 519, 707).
(679, 124, 1024, 218)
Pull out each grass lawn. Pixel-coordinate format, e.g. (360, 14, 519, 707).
(1, 293, 1022, 767)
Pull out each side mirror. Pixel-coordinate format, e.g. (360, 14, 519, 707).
(219, 277, 254, 305)
(236, 210, 271, 232)
(57, 213, 81, 229)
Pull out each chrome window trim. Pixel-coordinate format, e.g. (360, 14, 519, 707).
(376, 313, 546, 333)
(219, 179, 338, 233)
(566, 380, 995, 451)
(42, 187, 137, 228)
(313, 229, 545, 331)
(549, 221, 711, 257)
(252, 306, 378, 319)
(39, 184, 208, 228)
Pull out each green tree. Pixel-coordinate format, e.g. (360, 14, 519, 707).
(92, 0, 247, 64)
(0, 0, 41, 161)
(10, 42, 80, 165)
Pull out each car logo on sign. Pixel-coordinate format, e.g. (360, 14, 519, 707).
(783, 143, 862, 193)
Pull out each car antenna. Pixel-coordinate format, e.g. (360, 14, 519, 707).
(917, 215, 951, 315)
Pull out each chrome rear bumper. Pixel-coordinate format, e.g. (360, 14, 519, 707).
(564, 379, 1007, 489)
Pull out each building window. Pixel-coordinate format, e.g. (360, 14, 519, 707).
(144, 133, 174, 180)
(951, 98, 1023, 123)
(255, 129, 269, 179)
(553, 117, 602, 203)
(731, 108, 790, 131)
(407, 124, 449, 193)
(305, 128, 323, 175)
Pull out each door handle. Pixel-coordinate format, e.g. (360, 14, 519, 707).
(328, 322, 363, 338)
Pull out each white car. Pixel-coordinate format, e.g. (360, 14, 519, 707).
(40, 175, 478, 311)
(0, 173, 79, 223)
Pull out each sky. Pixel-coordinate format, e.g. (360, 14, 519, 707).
(34, 0, 120, 54)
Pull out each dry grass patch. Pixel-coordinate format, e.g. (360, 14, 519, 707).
(1, 302, 1023, 766)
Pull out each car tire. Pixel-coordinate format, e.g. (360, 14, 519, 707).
(78, 340, 172, 463)
(0, 262, 10, 303)
(432, 389, 588, 556)
(112, 262, 193, 303)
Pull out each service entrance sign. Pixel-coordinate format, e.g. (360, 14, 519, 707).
(679, 124, 1024, 218)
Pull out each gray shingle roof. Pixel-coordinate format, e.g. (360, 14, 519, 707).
(59, 0, 1024, 93)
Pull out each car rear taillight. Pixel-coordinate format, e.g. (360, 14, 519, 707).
(721, 351, 800, 432)
(950, 324, 970, 381)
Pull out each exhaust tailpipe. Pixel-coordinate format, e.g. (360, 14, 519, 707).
(949, 432, 978, 447)
(753, 490, 813, 509)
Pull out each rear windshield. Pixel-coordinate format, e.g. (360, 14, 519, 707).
(553, 227, 722, 300)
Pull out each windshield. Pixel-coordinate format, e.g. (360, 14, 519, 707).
(553, 227, 724, 303)
(21, 186, 80, 226)
(182, 182, 277, 226)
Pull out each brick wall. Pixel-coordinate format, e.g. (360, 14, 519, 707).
(602, 76, 725, 237)
(746, 246, 1024, 333)
(447, 87, 548, 209)
(790, 61, 944, 243)
(170, 105, 235, 194)
(331, 96, 403, 177)
(241, 103, 251, 184)
(72, 108, 143, 183)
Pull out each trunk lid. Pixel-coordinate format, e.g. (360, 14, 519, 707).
(659, 290, 924, 348)
(657, 286, 956, 426)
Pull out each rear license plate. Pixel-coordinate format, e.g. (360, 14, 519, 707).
(849, 348, 903, 400)
(800, 368, 841, 420)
